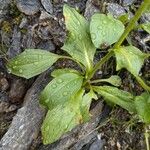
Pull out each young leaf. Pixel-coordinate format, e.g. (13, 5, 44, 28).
(51, 68, 81, 78)
(90, 14, 125, 48)
(81, 89, 98, 122)
(40, 72, 83, 109)
(141, 23, 150, 34)
(7, 49, 60, 79)
(134, 92, 150, 124)
(91, 75, 122, 87)
(93, 86, 136, 113)
(62, 4, 96, 71)
(114, 46, 148, 77)
(118, 13, 130, 24)
(41, 90, 84, 145)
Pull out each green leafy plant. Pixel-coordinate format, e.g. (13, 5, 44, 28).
(6, 0, 150, 148)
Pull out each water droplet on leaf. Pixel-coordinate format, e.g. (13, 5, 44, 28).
(102, 32, 106, 36)
(113, 28, 116, 31)
(39, 55, 43, 59)
(63, 92, 68, 96)
(34, 62, 38, 65)
(103, 20, 107, 24)
(78, 33, 82, 40)
(97, 26, 102, 30)
(45, 99, 49, 103)
(15, 61, 18, 65)
(45, 126, 50, 132)
(13, 66, 17, 69)
(91, 33, 96, 40)
(57, 79, 63, 83)
(19, 69, 23, 73)
(77, 21, 81, 25)
(52, 84, 57, 88)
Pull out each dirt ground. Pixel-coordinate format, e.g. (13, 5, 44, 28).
(0, 0, 150, 149)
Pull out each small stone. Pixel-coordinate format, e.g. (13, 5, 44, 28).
(39, 11, 52, 20)
(0, 91, 9, 102)
(141, 13, 150, 23)
(41, 0, 53, 14)
(5, 105, 17, 113)
(0, 0, 11, 24)
(37, 40, 55, 52)
(0, 78, 9, 91)
(84, 0, 100, 20)
(16, 0, 41, 15)
(19, 17, 28, 29)
(7, 27, 21, 59)
(0, 101, 9, 113)
(122, 0, 135, 6)
(9, 79, 26, 103)
(107, 3, 126, 18)
(89, 136, 105, 150)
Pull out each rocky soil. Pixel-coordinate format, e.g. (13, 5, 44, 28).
(0, 0, 149, 150)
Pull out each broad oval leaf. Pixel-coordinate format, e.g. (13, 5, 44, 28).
(40, 72, 83, 109)
(134, 92, 150, 124)
(41, 90, 84, 145)
(62, 4, 96, 71)
(51, 68, 81, 78)
(93, 86, 136, 113)
(7, 49, 60, 79)
(90, 14, 125, 48)
(81, 89, 98, 122)
(114, 46, 148, 76)
(91, 75, 122, 87)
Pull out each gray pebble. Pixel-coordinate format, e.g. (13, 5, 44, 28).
(141, 13, 150, 23)
(7, 27, 21, 58)
(9, 79, 26, 103)
(122, 0, 135, 6)
(0, 0, 11, 24)
(107, 3, 126, 18)
(41, 0, 53, 14)
(37, 40, 55, 52)
(39, 11, 52, 20)
(16, 0, 41, 15)
(84, 0, 100, 20)
(89, 135, 105, 150)
(19, 17, 28, 29)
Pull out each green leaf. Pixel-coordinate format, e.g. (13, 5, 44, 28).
(7, 49, 60, 79)
(90, 13, 125, 48)
(40, 72, 83, 109)
(93, 86, 136, 113)
(134, 92, 150, 124)
(118, 14, 130, 24)
(62, 4, 96, 71)
(141, 23, 150, 34)
(114, 46, 148, 76)
(81, 90, 97, 122)
(41, 90, 84, 145)
(51, 68, 81, 77)
(91, 75, 122, 87)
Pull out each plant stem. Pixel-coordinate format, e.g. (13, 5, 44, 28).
(84, 50, 113, 84)
(114, 0, 150, 48)
(85, 0, 149, 83)
(145, 126, 150, 150)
